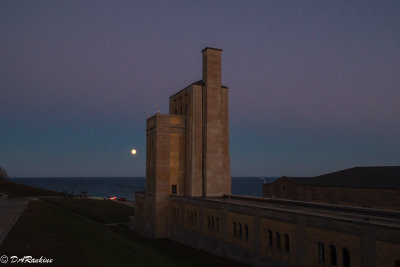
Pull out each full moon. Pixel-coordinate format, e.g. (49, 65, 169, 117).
(131, 149, 137, 155)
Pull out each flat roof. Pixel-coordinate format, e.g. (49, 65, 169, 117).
(201, 47, 223, 52)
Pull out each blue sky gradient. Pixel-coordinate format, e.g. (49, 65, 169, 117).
(1, 0, 399, 177)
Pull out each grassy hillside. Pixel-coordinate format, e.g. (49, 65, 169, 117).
(0, 179, 64, 198)
(0, 199, 244, 266)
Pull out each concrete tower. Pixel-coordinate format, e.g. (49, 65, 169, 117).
(201, 47, 231, 197)
(132, 47, 231, 237)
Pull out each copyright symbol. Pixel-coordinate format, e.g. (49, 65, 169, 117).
(0, 255, 8, 263)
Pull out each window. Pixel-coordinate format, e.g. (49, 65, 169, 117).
(276, 232, 281, 249)
(245, 224, 249, 241)
(233, 222, 237, 237)
(284, 234, 290, 252)
(318, 242, 325, 263)
(211, 216, 215, 231)
(239, 224, 243, 239)
(171, 185, 177, 194)
(268, 230, 273, 248)
(207, 216, 210, 230)
(330, 245, 337, 266)
(216, 217, 219, 232)
(342, 248, 350, 267)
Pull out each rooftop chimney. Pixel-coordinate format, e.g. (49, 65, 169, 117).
(202, 47, 222, 89)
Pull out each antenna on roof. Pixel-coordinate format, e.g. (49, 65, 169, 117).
(155, 104, 160, 114)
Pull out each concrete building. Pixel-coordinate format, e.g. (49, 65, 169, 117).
(263, 166, 400, 211)
(131, 48, 400, 266)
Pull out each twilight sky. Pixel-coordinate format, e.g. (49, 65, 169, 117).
(1, 0, 399, 177)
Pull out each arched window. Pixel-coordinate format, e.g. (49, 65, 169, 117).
(284, 234, 290, 252)
(245, 224, 249, 241)
(318, 242, 325, 263)
(330, 245, 337, 266)
(342, 248, 350, 267)
(268, 230, 273, 248)
(233, 222, 236, 237)
(239, 223, 243, 239)
(276, 232, 281, 249)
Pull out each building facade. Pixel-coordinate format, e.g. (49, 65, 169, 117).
(131, 48, 400, 266)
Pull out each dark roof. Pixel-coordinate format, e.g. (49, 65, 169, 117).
(285, 166, 400, 190)
(169, 80, 203, 98)
(169, 80, 229, 98)
(201, 47, 222, 52)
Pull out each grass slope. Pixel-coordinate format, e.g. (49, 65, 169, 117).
(0, 179, 64, 199)
(42, 198, 134, 223)
(0, 199, 245, 267)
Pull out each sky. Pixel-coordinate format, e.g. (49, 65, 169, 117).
(1, 0, 399, 177)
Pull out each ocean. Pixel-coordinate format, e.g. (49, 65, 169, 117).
(10, 177, 277, 201)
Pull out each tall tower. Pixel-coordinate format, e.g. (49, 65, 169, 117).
(201, 47, 231, 196)
(132, 47, 230, 238)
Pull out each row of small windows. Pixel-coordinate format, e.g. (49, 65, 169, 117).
(187, 211, 197, 226)
(233, 222, 249, 241)
(171, 207, 180, 222)
(137, 202, 144, 216)
(172, 95, 188, 115)
(267, 230, 290, 252)
(136, 202, 151, 216)
(207, 216, 219, 232)
(318, 242, 350, 267)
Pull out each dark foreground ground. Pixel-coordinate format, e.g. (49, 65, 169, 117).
(0, 180, 245, 266)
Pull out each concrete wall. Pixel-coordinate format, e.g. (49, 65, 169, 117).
(166, 195, 400, 267)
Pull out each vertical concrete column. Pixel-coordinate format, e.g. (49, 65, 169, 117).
(198, 203, 205, 250)
(296, 215, 307, 267)
(253, 214, 261, 254)
(222, 204, 229, 244)
(362, 224, 376, 267)
(202, 47, 230, 197)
